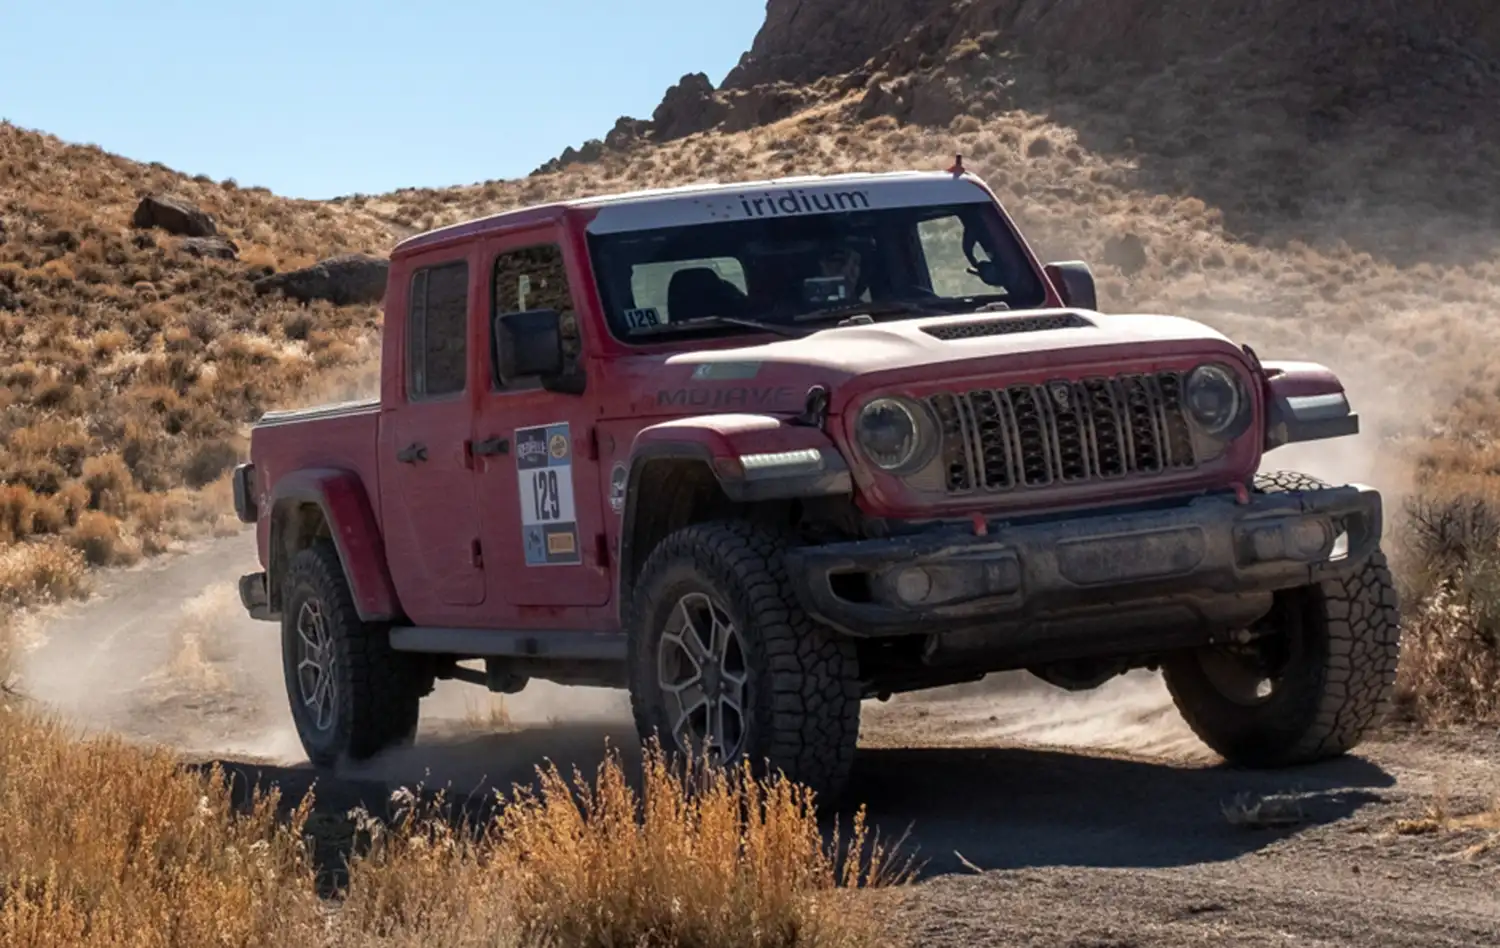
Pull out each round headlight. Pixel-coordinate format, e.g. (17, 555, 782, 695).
(857, 398, 928, 471)
(1185, 363, 1244, 436)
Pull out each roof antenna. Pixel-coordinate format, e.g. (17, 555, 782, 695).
(947, 153, 965, 176)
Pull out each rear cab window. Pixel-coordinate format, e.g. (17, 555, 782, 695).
(407, 260, 469, 399)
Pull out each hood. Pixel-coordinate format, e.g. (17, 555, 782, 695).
(681, 308, 1237, 375)
(609, 308, 1250, 420)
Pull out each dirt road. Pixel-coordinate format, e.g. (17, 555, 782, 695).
(16, 531, 1500, 945)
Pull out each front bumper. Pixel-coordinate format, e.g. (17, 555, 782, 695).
(785, 484, 1382, 641)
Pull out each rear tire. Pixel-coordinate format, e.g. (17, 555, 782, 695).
(626, 521, 862, 802)
(281, 541, 423, 767)
(1163, 471, 1401, 766)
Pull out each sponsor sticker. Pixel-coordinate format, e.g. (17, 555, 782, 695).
(516, 421, 581, 566)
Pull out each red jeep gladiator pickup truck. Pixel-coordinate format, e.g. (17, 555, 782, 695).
(233, 168, 1399, 801)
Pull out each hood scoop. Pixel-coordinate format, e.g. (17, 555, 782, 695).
(923, 312, 1093, 341)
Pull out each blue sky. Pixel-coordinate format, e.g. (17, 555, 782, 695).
(2, 0, 765, 199)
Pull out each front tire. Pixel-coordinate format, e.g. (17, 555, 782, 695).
(281, 541, 423, 767)
(1163, 471, 1402, 766)
(626, 521, 862, 802)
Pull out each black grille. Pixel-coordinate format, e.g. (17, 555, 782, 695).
(926, 371, 1198, 495)
(924, 313, 1090, 341)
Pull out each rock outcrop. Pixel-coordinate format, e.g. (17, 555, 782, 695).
(178, 236, 239, 260)
(131, 193, 218, 237)
(723, 0, 948, 89)
(651, 73, 731, 142)
(253, 253, 388, 305)
(532, 0, 1500, 193)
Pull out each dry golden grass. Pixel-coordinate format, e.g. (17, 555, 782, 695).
(0, 708, 320, 947)
(1392, 490, 1500, 724)
(1390, 775, 1500, 846)
(0, 708, 898, 948)
(0, 616, 16, 699)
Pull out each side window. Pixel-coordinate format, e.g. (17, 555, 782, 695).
(408, 260, 469, 399)
(916, 215, 998, 298)
(492, 244, 579, 388)
(629, 258, 747, 323)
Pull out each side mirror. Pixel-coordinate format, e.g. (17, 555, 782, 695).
(1044, 261, 1098, 311)
(494, 308, 565, 384)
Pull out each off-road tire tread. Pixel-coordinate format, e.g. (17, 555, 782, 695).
(627, 520, 861, 799)
(1164, 471, 1401, 766)
(284, 542, 420, 765)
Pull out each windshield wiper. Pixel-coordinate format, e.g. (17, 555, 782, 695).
(628, 314, 808, 339)
(791, 299, 950, 324)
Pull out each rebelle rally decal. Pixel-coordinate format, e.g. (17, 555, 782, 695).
(515, 421, 581, 566)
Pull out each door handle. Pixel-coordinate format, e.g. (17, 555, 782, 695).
(396, 442, 428, 464)
(472, 436, 509, 457)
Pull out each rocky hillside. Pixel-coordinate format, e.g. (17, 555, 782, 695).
(537, 0, 1500, 262)
(0, 122, 395, 602)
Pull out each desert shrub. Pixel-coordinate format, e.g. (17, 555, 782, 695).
(0, 485, 43, 545)
(80, 453, 133, 516)
(0, 540, 86, 605)
(1393, 491, 1500, 723)
(182, 438, 242, 490)
(65, 511, 134, 568)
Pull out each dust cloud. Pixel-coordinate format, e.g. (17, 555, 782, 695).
(11, 530, 637, 795)
(868, 670, 1216, 764)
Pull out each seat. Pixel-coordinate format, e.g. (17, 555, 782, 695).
(665, 267, 748, 323)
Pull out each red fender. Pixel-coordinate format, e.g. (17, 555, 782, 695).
(1261, 360, 1346, 399)
(617, 414, 852, 611)
(1259, 361, 1359, 450)
(268, 467, 401, 622)
(628, 413, 851, 501)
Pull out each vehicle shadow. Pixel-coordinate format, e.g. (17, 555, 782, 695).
(191, 724, 1396, 887)
(845, 745, 1394, 877)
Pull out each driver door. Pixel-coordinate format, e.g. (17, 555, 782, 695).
(471, 235, 611, 610)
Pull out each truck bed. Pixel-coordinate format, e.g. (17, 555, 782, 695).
(256, 396, 381, 429)
(249, 397, 384, 550)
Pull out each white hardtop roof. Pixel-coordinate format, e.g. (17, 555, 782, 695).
(579, 170, 994, 235)
(567, 170, 970, 209)
(395, 170, 994, 253)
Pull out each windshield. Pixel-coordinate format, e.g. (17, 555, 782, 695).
(587, 197, 1048, 343)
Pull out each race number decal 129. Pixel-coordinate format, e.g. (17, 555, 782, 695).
(514, 421, 582, 566)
